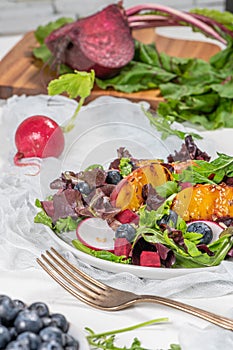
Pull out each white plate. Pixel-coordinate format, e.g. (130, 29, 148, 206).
(40, 99, 183, 196)
(45, 227, 221, 279)
(39, 99, 231, 279)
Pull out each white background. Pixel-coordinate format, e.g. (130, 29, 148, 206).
(0, 0, 226, 34)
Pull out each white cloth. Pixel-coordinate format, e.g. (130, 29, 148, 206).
(0, 94, 233, 302)
(1, 94, 233, 350)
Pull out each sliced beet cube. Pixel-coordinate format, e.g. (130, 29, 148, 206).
(140, 251, 161, 267)
(114, 238, 131, 257)
(115, 209, 139, 224)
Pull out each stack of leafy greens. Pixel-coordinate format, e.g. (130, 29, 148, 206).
(33, 8, 233, 133)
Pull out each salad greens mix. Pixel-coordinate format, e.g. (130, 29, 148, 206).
(34, 136, 233, 269)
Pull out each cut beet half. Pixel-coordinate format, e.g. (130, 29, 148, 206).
(45, 4, 135, 78)
(76, 218, 115, 251)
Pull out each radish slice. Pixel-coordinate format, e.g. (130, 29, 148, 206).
(187, 220, 224, 243)
(76, 218, 115, 251)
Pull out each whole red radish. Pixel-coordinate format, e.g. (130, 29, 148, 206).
(14, 115, 64, 168)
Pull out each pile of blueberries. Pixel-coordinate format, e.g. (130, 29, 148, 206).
(0, 295, 80, 349)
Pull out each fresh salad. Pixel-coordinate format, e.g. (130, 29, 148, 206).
(34, 135, 233, 269)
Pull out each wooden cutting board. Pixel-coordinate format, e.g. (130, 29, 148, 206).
(0, 29, 221, 109)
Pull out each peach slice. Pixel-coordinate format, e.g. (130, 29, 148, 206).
(172, 183, 233, 221)
(110, 163, 172, 211)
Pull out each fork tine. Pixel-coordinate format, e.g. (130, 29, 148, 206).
(40, 253, 99, 297)
(44, 249, 103, 295)
(36, 248, 107, 307)
(37, 256, 100, 308)
(50, 247, 107, 290)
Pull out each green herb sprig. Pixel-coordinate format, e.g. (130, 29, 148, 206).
(85, 318, 181, 350)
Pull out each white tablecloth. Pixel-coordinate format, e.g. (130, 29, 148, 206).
(0, 35, 233, 350)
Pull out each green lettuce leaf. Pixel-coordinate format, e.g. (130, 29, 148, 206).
(34, 17, 74, 44)
(34, 199, 81, 233)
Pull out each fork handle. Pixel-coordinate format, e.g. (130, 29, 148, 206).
(140, 295, 233, 331)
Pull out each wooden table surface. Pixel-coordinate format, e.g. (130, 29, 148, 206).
(0, 28, 221, 109)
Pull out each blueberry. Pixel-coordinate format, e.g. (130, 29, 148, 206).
(66, 345, 80, 350)
(50, 313, 69, 333)
(0, 324, 11, 349)
(74, 182, 91, 195)
(115, 224, 136, 242)
(63, 333, 79, 349)
(17, 331, 41, 349)
(106, 171, 123, 185)
(0, 295, 19, 326)
(6, 340, 30, 350)
(29, 302, 49, 318)
(38, 340, 63, 350)
(8, 327, 17, 340)
(13, 300, 26, 312)
(157, 210, 178, 228)
(41, 316, 53, 328)
(187, 222, 213, 245)
(14, 310, 43, 334)
(39, 326, 63, 345)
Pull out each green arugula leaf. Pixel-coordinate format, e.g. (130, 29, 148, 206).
(177, 152, 233, 185)
(138, 194, 176, 230)
(173, 227, 233, 268)
(174, 233, 233, 268)
(183, 231, 203, 244)
(48, 70, 95, 132)
(144, 107, 202, 140)
(184, 239, 203, 257)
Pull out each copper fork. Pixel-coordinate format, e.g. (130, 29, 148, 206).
(37, 247, 233, 331)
